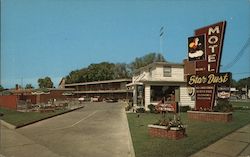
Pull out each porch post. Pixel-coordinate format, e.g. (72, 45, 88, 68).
(144, 84, 151, 111)
(133, 85, 138, 107)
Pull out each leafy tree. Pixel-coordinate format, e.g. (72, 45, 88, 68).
(113, 63, 131, 79)
(65, 62, 132, 84)
(130, 52, 166, 72)
(237, 77, 250, 88)
(38, 77, 53, 88)
(231, 79, 238, 87)
(87, 62, 116, 81)
(65, 53, 165, 84)
(25, 84, 34, 89)
(155, 53, 166, 62)
(0, 85, 4, 92)
(66, 69, 84, 84)
(231, 77, 250, 93)
(230, 77, 250, 88)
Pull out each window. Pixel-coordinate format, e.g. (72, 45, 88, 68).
(163, 66, 171, 77)
(150, 86, 177, 102)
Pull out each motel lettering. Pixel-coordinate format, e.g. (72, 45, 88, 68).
(207, 26, 220, 72)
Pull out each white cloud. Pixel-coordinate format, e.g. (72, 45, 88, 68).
(189, 50, 204, 58)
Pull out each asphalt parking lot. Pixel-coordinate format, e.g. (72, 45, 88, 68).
(0, 102, 135, 157)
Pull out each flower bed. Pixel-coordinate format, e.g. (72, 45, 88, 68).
(148, 124, 186, 140)
(187, 111, 233, 122)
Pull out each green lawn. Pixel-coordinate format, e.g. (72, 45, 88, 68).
(127, 110, 250, 157)
(0, 107, 70, 127)
(231, 100, 250, 108)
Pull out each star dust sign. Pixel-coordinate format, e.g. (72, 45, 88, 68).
(187, 21, 231, 110)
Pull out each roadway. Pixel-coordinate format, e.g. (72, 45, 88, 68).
(0, 102, 135, 157)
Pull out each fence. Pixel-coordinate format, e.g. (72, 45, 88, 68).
(0, 95, 18, 110)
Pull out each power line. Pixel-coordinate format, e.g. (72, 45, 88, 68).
(222, 36, 250, 70)
(233, 72, 250, 75)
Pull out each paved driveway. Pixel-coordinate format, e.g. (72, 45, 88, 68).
(0, 102, 134, 157)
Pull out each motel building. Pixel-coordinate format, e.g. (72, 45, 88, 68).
(61, 79, 132, 101)
(127, 61, 195, 111)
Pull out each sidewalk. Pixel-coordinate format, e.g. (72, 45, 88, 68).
(0, 125, 61, 157)
(190, 124, 250, 157)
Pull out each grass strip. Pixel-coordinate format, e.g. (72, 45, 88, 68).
(127, 109, 250, 157)
(0, 107, 72, 127)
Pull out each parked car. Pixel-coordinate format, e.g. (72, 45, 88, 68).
(91, 96, 101, 102)
(78, 96, 91, 102)
(105, 98, 118, 103)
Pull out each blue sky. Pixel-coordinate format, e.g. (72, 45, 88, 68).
(1, 0, 250, 88)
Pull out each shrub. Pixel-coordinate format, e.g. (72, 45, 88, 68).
(153, 116, 185, 130)
(213, 99, 233, 112)
(148, 104, 157, 113)
(125, 103, 133, 111)
(136, 107, 145, 113)
(180, 106, 191, 112)
(154, 119, 169, 126)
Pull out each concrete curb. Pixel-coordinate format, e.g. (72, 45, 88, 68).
(125, 114, 136, 157)
(122, 102, 136, 157)
(1, 106, 84, 130)
(0, 119, 16, 129)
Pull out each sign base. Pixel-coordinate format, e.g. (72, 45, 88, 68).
(187, 111, 233, 123)
(148, 125, 186, 140)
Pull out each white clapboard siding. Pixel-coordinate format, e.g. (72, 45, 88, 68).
(136, 65, 184, 82)
(167, 67, 184, 81)
(152, 67, 162, 79)
(147, 67, 184, 82)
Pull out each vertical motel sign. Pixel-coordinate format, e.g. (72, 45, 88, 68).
(187, 21, 227, 110)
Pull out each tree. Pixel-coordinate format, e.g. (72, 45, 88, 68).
(64, 53, 166, 84)
(65, 69, 85, 84)
(113, 63, 131, 79)
(0, 85, 4, 92)
(230, 79, 237, 87)
(38, 77, 53, 88)
(87, 62, 116, 81)
(25, 84, 34, 89)
(65, 62, 132, 84)
(231, 77, 250, 90)
(237, 77, 250, 88)
(130, 53, 166, 72)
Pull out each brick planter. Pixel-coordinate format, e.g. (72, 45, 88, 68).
(148, 125, 186, 140)
(187, 111, 233, 122)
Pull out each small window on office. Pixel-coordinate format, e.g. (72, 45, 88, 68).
(163, 66, 171, 77)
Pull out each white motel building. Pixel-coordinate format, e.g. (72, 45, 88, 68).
(127, 61, 195, 111)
